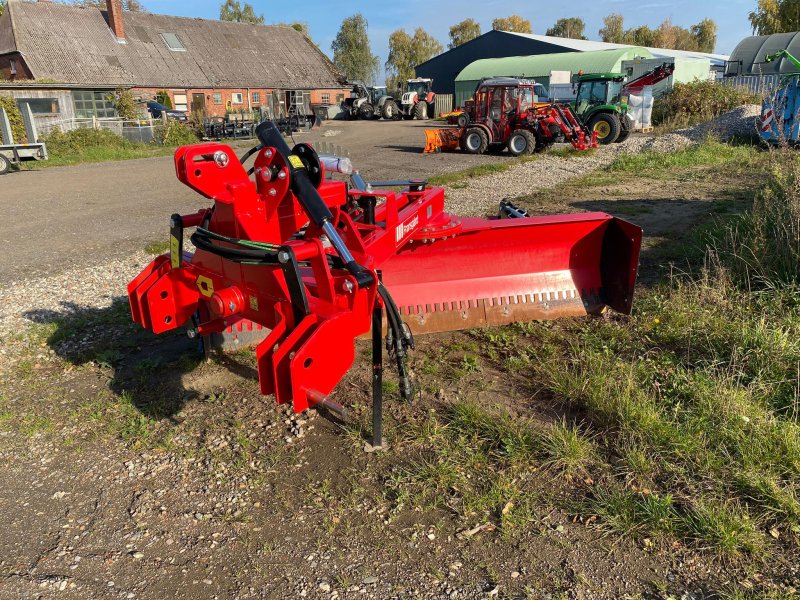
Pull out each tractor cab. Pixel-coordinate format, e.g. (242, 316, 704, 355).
(571, 73, 630, 144)
(469, 78, 540, 130)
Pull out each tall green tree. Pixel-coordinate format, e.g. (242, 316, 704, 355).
(749, 0, 800, 34)
(491, 15, 532, 33)
(448, 18, 481, 49)
(599, 13, 624, 43)
(546, 17, 586, 40)
(691, 18, 717, 53)
(385, 27, 443, 91)
(219, 0, 264, 24)
(331, 14, 379, 84)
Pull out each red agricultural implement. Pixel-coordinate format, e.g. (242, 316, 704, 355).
(128, 121, 641, 446)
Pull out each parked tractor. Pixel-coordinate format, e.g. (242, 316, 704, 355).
(759, 50, 800, 145)
(572, 63, 675, 144)
(400, 78, 436, 120)
(343, 82, 399, 120)
(424, 78, 597, 155)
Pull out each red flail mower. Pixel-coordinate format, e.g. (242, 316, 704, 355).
(129, 122, 642, 446)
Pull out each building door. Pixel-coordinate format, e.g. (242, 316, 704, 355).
(192, 93, 205, 115)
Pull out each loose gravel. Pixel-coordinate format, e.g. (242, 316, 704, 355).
(0, 107, 760, 340)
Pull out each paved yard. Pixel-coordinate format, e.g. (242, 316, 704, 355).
(0, 120, 496, 283)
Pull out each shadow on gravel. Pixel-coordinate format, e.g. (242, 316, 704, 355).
(376, 144, 424, 154)
(24, 298, 203, 422)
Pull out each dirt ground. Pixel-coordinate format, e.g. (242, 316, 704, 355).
(0, 120, 497, 284)
(0, 134, 776, 599)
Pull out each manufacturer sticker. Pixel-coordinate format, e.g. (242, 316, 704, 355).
(196, 275, 214, 298)
(395, 215, 419, 243)
(288, 155, 304, 169)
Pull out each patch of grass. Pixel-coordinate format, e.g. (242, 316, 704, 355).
(683, 500, 765, 556)
(428, 162, 511, 186)
(540, 420, 597, 479)
(609, 138, 757, 173)
(144, 240, 170, 255)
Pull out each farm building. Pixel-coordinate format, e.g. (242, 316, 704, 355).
(454, 48, 653, 107)
(418, 30, 728, 102)
(0, 0, 348, 123)
(725, 31, 800, 75)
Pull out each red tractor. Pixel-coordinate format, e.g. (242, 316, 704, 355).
(400, 78, 436, 120)
(424, 78, 595, 154)
(457, 77, 596, 155)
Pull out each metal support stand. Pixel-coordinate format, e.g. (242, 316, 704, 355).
(366, 272, 387, 453)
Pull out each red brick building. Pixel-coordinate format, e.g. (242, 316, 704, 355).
(0, 0, 348, 120)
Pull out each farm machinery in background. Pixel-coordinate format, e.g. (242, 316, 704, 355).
(0, 104, 48, 175)
(570, 62, 675, 144)
(424, 78, 598, 155)
(759, 50, 800, 145)
(343, 82, 400, 120)
(127, 120, 642, 446)
(400, 78, 436, 120)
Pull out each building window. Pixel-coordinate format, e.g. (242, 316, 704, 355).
(321, 93, 330, 104)
(16, 98, 60, 115)
(252, 92, 261, 104)
(73, 90, 116, 118)
(172, 93, 188, 112)
(232, 93, 243, 105)
(213, 93, 222, 104)
(160, 32, 186, 51)
(9, 60, 16, 76)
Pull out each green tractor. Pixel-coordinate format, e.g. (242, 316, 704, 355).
(571, 73, 632, 145)
(571, 63, 675, 144)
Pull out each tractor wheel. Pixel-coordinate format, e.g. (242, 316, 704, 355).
(381, 100, 398, 120)
(461, 127, 488, 154)
(359, 103, 375, 120)
(457, 113, 469, 128)
(0, 154, 10, 175)
(415, 100, 428, 120)
(615, 114, 633, 143)
(507, 129, 535, 156)
(588, 112, 621, 144)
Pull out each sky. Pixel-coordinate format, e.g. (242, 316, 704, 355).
(146, 0, 756, 77)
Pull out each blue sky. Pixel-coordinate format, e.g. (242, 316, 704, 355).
(147, 0, 755, 75)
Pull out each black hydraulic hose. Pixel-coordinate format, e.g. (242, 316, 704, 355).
(239, 143, 263, 165)
(255, 121, 373, 288)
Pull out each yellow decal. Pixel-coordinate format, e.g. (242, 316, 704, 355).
(196, 275, 214, 298)
(249, 296, 259, 311)
(288, 154, 304, 170)
(169, 234, 181, 268)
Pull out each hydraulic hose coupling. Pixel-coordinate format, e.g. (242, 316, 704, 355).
(208, 286, 245, 319)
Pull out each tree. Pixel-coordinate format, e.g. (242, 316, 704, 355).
(546, 17, 586, 40)
(624, 25, 657, 47)
(491, 15, 532, 34)
(67, 0, 144, 10)
(749, 0, 800, 35)
(0, 0, 6, 17)
(691, 18, 717, 53)
(385, 27, 443, 91)
(448, 18, 481, 49)
(331, 14, 380, 84)
(219, 0, 264, 24)
(599, 13, 624, 43)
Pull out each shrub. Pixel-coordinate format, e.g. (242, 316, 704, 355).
(154, 120, 199, 146)
(653, 80, 761, 127)
(42, 126, 134, 154)
(0, 95, 26, 142)
(107, 88, 139, 121)
(155, 91, 172, 109)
